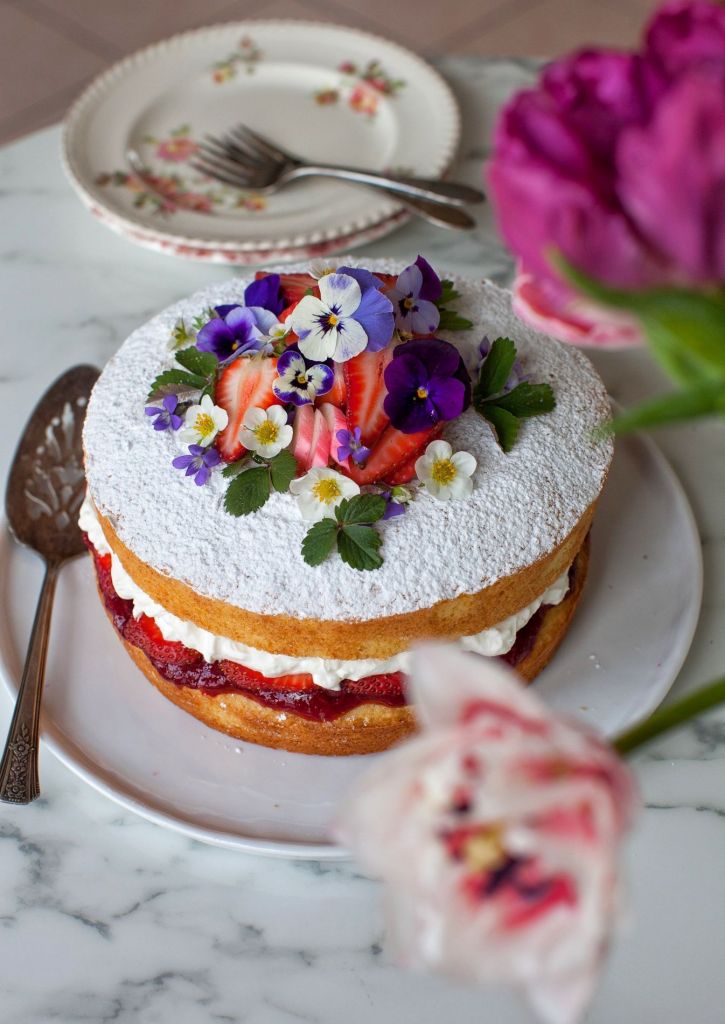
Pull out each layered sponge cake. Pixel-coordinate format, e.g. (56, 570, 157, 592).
(81, 258, 612, 755)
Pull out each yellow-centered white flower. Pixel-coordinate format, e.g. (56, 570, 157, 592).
(289, 467, 360, 522)
(415, 439, 477, 500)
(308, 255, 359, 280)
(239, 405, 293, 459)
(178, 394, 228, 447)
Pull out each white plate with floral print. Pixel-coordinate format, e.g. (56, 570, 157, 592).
(61, 20, 460, 265)
(0, 429, 702, 859)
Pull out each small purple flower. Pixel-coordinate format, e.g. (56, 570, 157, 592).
(383, 338, 471, 434)
(197, 305, 280, 361)
(386, 256, 442, 335)
(336, 426, 371, 465)
(244, 273, 285, 315)
(273, 345, 334, 406)
(172, 444, 221, 486)
(145, 395, 182, 431)
(381, 490, 406, 520)
(478, 336, 529, 392)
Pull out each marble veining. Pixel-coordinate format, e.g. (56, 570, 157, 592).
(0, 58, 723, 1024)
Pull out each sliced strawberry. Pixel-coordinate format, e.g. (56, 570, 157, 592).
(308, 407, 332, 469)
(324, 362, 346, 407)
(124, 614, 202, 667)
(346, 424, 439, 485)
(319, 403, 350, 470)
(291, 403, 315, 470)
(344, 346, 395, 448)
(258, 271, 318, 305)
(214, 355, 279, 462)
(375, 272, 399, 290)
(341, 672, 405, 699)
(219, 660, 315, 692)
(278, 300, 299, 324)
(383, 424, 443, 485)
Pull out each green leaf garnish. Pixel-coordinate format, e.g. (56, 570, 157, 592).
(191, 307, 218, 334)
(438, 279, 461, 305)
(175, 346, 218, 377)
(437, 309, 474, 332)
(269, 450, 297, 493)
(337, 525, 383, 571)
(301, 518, 339, 566)
(336, 493, 387, 525)
(300, 492, 388, 570)
(147, 368, 206, 401)
(224, 466, 270, 516)
(473, 337, 556, 452)
(475, 337, 516, 398)
(221, 459, 249, 479)
(480, 405, 520, 453)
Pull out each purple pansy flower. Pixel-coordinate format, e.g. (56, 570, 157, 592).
(172, 444, 221, 486)
(290, 271, 395, 362)
(336, 426, 371, 466)
(196, 305, 282, 361)
(273, 345, 334, 406)
(243, 273, 285, 315)
(478, 336, 530, 392)
(386, 255, 443, 336)
(145, 394, 182, 431)
(383, 338, 471, 434)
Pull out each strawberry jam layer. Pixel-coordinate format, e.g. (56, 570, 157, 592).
(87, 537, 562, 723)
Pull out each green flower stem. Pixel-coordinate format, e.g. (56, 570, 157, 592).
(614, 677, 725, 755)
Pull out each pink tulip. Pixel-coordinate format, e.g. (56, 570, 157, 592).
(337, 646, 637, 1024)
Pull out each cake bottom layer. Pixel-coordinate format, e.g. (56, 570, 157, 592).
(88, 535, 590, 755)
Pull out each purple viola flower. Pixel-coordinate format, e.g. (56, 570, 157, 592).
(145, 394, 182, 431)
(381, 490, 407, 520)
(336, 426, 371, 466)
(290, 271, 395, 362)
(383, 338, 471, 434)
(477, 336, 529, 392)
(386, 256, 442, 336)
(273, 345, 334, 406)
(197, 304, 281, 361)
(244, 273, 285, 315)
(172, 444, 221, 486)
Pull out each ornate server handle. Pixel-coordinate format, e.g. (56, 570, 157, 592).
(0, 561, 58, 803)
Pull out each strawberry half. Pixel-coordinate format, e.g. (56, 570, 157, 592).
(124, 614, 202, 667)
(383, 424, 443, 485)
(346, 423, 439, 485)
(340, 672, 405, 700)
(219, 660, 315, 692)
(324, 362, 346, 408)
(319, 403, 350, 470)
(214, 356, 279, 462)
(344, 346, 395, 449)
(308, 407, 332, 469)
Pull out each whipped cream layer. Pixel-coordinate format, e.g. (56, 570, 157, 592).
(81, 495, 569, 690)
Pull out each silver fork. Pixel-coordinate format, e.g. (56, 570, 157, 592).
(192, 124, 485, 209)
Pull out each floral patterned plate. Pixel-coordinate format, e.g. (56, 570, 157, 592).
(0, 429, 702, 857)
(61, 21, 460, 264)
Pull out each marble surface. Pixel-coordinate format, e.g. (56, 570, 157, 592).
(0, 56, 723, 1024)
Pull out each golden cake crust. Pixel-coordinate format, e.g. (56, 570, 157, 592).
(96, 497, 597, 661)
(100, 537, 590, 756)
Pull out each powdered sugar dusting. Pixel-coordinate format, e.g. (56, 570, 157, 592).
(83, 262, 612, 622)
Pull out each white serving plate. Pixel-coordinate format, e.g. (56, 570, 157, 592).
(0, 430, 702, 858)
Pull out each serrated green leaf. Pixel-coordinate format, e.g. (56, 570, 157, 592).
(221, 459, 249, 479)
(269, 449, 298, 492)
(438, 309, 474, 332)
(491, 381, 556, 418)
(224, 466, 270, 516)
(438, 279, 461, 305)
(476, 337, 517, 398)
(338, 524, 383, 571)
(175, 346, 218, 377)
(147, 368, 206, 401)
(481, 405, 520, 453)
(606, 382, 725, 435)
(336, 493, 387, 525)
(301, 518, 339, 566)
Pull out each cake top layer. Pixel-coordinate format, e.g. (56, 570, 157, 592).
(83, 260, 612, 622)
